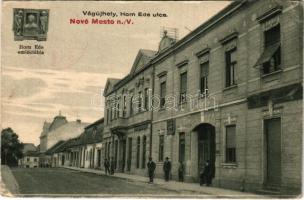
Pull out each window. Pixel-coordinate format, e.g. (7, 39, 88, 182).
(144, 88, 149, 111)
(179, 133, 185, 162)
(159, 135, 164, 162)
(160, 82, 166, 109)
(130, 96, 134, 116)
(226, 125, 236, 163)
(225, 49, 237, 87)
(200, 62, 209, 94)
(262, 25, 281, 74)
(142, 135, 146, 168)
(116, 97, 120, 118)
(136, 137, 140, 168)
(27, 158, 30, 162)
(138, 91, 142, 112)
(127, 138, 132, 171)
(180, 72, 187, 103)
(123, 96, 127, 117)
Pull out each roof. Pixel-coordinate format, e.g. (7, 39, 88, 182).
(45, 140, 66, 155)
(24, 151, 40, 157)
(22, 143, 37, 153)
(140, 49, 157, 58)
(103, 78, 122, 96)
(85, 118, 104, 130)
(47, 121, 89, 137)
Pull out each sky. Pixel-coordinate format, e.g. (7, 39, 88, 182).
(2, 1, 230, 145)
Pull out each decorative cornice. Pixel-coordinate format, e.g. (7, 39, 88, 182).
(219, 31, 239, 45)
(257, 5, 283, 23)
(157, 71, 167, 78)
(196, 47, 210, 57)
(176, 59, 189, 68)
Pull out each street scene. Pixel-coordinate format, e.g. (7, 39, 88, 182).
(1, 0, 303, 198)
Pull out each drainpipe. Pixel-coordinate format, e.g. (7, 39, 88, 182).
(149, 63, 155, 158)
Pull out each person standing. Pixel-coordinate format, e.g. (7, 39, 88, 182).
(178, 161, 184, 182)
(104, 158, 110, 175)
(147, 157, 156, 183)
(163, 157, 171, 181)
(110, 157, 115, 175)
(200, 160, 212, 186)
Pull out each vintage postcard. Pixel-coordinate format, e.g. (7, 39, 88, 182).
(1, 0, 303, 198)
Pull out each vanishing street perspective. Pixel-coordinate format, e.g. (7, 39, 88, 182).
(1, 0, 303, 198)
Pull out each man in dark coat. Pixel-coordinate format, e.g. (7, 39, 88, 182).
(200, 160, 212, 186)
(163, 157, 171, 181)
(147, 157, 156, 183)
(104, 158, 110, 175)
(110, 157, 115, 175)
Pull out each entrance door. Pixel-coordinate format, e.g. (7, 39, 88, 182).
(61, 155, 65, 166)
(127, 138, 132, 171)
(265, 118, 281, 187)
(122, 139, 126, 172)
(196, 124, 215, 180)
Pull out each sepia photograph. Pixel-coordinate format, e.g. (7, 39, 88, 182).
(1, 0, 303, 198)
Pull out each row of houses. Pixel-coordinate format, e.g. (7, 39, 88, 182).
(42, 0, 302, 195)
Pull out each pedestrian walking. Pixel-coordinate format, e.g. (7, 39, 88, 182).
(200, 160, 212, 186)
(110, 157, 115, 175)
(163, 157, 171, 181)
(147, 157, 156, 183)
(178, 161, 184, 182)
(104, 158, 110, 175)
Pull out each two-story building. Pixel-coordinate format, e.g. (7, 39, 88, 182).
(103, 0, 302, 194)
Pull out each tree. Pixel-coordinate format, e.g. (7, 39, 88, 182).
(1, 128, 24, 166)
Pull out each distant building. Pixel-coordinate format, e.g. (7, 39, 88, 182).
(19, 151, 39, 168)
(39, 112, 89, 167)
(47, 118, 104, 169)
(22, 143, 37, 154)
(18, 143, 39, 168)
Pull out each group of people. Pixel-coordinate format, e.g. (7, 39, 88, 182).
(103, 158, 115, 175)
(147, 157, 213, 186)
(105, 156, 213, 186)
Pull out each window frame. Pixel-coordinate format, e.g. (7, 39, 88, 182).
(200, 61, 209, 95)
(262, 24, 281, 75)
(180, 72, 188, 103)
(225, 49, 237, 87)
(160, 81, 166, 109)
(225, 125, 236, 163)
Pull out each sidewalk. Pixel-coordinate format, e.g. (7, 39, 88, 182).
(1, 165, 19, 196)
(62, 166, 267, 198)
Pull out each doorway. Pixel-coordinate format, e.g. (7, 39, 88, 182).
(194, 123, 216, 181)
(264, 118, 281, 188)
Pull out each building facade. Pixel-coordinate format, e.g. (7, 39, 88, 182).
(103, 0, 303, 194)
(19, 151, 39, 168)
(47, 118, 104, 170)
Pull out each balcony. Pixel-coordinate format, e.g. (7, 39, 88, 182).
(109, 117, 129, 130)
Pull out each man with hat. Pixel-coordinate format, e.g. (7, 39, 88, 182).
(163, 157, 172, 181)
(147, 157, 156, 183)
